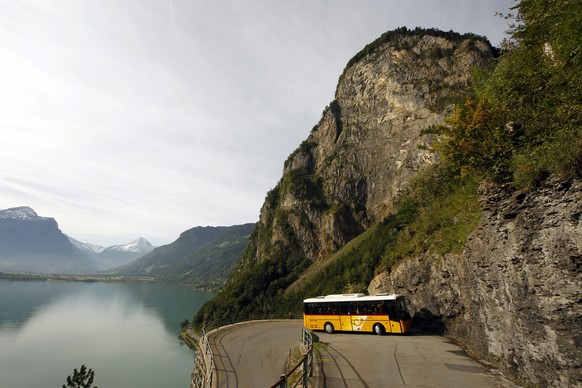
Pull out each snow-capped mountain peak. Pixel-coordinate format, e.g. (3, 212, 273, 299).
(105, 238, 155, 254)
(67, 236, 106, 254)
(0, 206, 49, 220)
(66, 237, 155, 270)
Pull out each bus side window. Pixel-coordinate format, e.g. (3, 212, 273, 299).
(339, 303, 349, 315)
(358, 303, 365, 315)
(331, 303, 337, 314)
(309, 303, 322, 314)
(372, 303, 382, 314)
(379, 303, 387, 314)
(320, 302, 338, 315)
(354, 302, 369, 315)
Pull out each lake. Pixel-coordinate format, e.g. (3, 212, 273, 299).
(0, 280, 213, 387)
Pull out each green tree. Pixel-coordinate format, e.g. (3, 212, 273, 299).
(63, 365, 97, 388)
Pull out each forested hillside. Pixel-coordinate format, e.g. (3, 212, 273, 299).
(115, 224, 254, 289)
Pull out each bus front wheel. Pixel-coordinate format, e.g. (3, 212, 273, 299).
(373, 323, 385, 335)
(324, 322, 335, 334)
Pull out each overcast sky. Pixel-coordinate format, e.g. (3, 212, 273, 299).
(0, 0, 513, 247)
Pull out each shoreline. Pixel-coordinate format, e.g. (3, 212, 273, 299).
(179, 327, 201, 351)
(0, 271, 155, 283)
(0, 272, 219, 292)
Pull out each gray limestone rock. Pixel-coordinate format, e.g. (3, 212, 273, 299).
(369, 178, 582, 387)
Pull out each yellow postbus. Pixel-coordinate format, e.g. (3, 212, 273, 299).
(303, 293, 412, 335)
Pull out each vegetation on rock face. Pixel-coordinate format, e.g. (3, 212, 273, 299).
(193, 0, 580, 331)
(281, 167, 481, 312)
(435, 0, 581, 186)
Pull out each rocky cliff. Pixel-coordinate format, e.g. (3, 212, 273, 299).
(196, 27, 580, 386)
(369, 178, 582, 387)
(248, 29, 494, 267)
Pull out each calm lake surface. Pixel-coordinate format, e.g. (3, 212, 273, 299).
(0, 280, 213, 388)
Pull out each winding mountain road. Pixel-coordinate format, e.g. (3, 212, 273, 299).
(206, 320, 509, 387)
(207, 320, 304, 387)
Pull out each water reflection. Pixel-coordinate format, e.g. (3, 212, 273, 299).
(120, 282, 209, 334)
(0, 281, 74, 332)
(0, 280, 212, 387)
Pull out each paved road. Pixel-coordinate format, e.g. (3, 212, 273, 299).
(315, 331, 504, 387)
(207, 320, 509, 387)
(207, 320, 304, 387)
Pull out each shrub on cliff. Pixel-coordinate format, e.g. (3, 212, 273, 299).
(435, 0, 581, 186)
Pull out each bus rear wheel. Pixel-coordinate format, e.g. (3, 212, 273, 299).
(373, 323, 385, 336)
(324, 322, 335, 334)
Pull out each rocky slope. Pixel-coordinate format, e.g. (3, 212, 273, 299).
(248, 28, 494, 267)
(369, 178, 582, 387)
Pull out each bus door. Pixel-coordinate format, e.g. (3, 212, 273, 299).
(338, 302, 352, 331)
(387, 301, 402, 333)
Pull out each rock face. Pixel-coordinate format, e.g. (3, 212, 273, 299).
(369, 178, 582, 387)
(249, 29, 494, 267)
(198, 28, 580, 386)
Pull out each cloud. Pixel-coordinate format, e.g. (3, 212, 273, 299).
(0, 0, 513, 246)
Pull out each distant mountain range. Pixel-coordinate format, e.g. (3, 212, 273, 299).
(0, 206, 253, 285)
(0, 206, 154, 273)
(68, 236, 155, 270)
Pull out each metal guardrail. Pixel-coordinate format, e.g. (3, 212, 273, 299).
(189, 314, 302, 388)
(269, 328, 314, 388)
(189, 329, 214, 388)
(201, 313, 293, 333)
